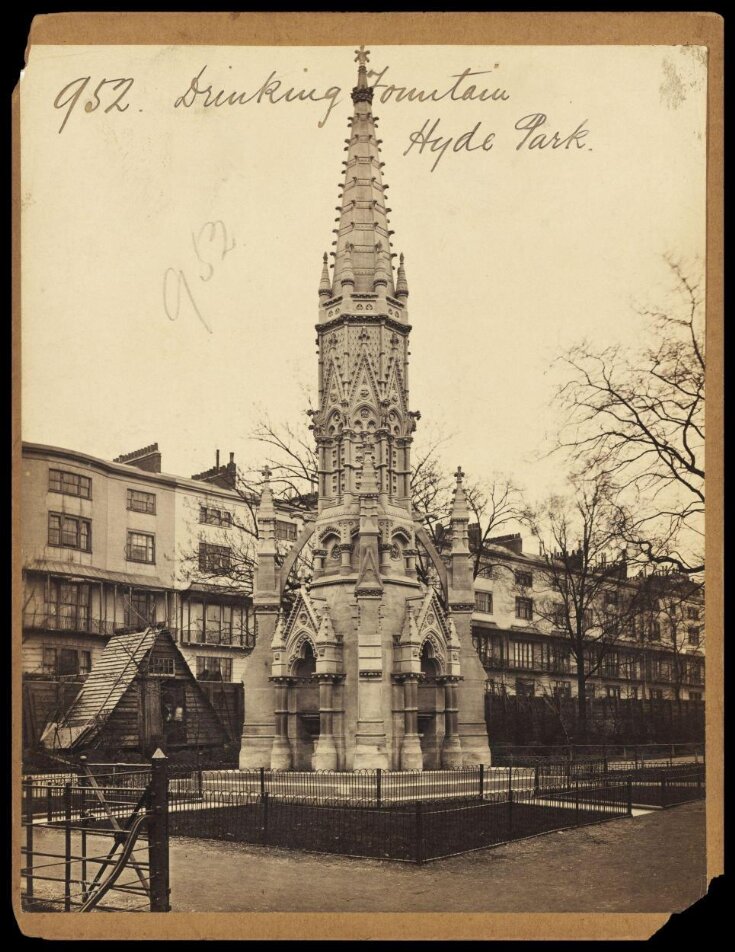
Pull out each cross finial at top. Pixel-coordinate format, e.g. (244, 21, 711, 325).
(454, 466, 465, 483)
(355, 45, 370, 66)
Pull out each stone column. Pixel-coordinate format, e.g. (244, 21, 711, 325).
(400, 675, 423, 770)
(270, 678, 293, 770)
(312, 675, 339, 770)
(379, 543, 393, 576)
(240, 602, 280, 768)
(440, 677, 463, 767)
(339, 543, 353, 575)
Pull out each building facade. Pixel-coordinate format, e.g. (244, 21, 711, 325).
(469, 534, 705, 703)
(239, 48, 491, 772)
(21, 441, 305, 687)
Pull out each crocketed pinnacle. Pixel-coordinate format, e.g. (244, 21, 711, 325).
(329, 46, 397, 296)
(318, 252, 332, 298)
(395, 253, 409, 299)
(450, 466, 469, 523)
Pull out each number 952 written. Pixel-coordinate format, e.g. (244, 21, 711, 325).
(53, 76, 135, 134)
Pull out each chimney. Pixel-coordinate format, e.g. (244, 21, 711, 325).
(113, 443, 162, 473)
(487, 533, 523, 555)
(192, 450, 237, 490)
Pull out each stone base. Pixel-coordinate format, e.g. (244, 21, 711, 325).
(440, 734, 463, 768)
(353, 735, 390, 770)
(459, 730, 492, 767)
(400, 733, 423, 771)
(239, 733, 275, 769)
(270, 735, 293, 771)
(312, 734, 338, 771)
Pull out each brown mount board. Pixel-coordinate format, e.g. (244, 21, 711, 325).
(12, 10, 723, 942)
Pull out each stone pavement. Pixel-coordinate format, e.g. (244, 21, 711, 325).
(168, 800, 706, 913)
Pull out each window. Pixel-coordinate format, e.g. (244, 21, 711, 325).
(649, 621, 661, 642)
(196, 656, 233, 681)
(604, 590, 618, 607)
(606, 685, 621, 700)
(275, 520, 298, 542)
(49, 469, 91, 499)
(552, 681, 571, 699)
(515, 597, 534, 621)
(199, 542, 232, 573)
(48, 513, 91, 552)
(551, 606, 567, 630)
(515, 570, 533, 588)
(513, 640, 534, 670)
(515, 678, 535, 697)
(689, 691, 702, 701)
(687, 626, 700, 646)
(650, 688, 664, 700)
(47, 581, 90, 632)
(547, 644, 571, 673)
(148, 655, 175, 676)
(687, 606, 700, 621)
(181, 600, 251, 647)
(629, 686, 639, 700)
(475, 592, 493, 614)
(602, 652, 620, 678)
(127, 488, 156, 514)
(200, 506, 233, 527)
(40, 646, 91, 677)
(127, 531, 155, 564)
(586, 683, 596, 698)
(126, 591, 157, 628)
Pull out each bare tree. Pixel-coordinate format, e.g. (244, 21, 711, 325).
(466, 477, 527, 580)
(554, 255, 704, 575)
(525, 474, 645, 739)
(632, 568, 704, 703)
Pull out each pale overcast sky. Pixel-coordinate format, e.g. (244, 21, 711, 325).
(21, 44, 706, 506)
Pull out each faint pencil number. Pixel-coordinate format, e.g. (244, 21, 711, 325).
(163, 221, 236, 334)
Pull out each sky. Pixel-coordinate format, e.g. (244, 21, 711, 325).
(20, 44, 706, 510)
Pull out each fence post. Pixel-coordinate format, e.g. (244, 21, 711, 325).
(149, 749, 171, 913)
(627, 780, 633, 816)
(259, 766, 266, 798)
(575, 780, 580, 826)
(508, 784, 514, 836)
(661, 776, 668, 810)
(533, 764, 539, 798)
(376, 768, 382, 808)
(46, 784, 53, 823)
(479, 764, 485, 801)
(261, 792, 269, 845)
(78, 755, 88, 903)
(64, 782, 72, 912)
(507, 765, 513, 800)
(23, 779, 34, 901)
(415, 801, 424, 865)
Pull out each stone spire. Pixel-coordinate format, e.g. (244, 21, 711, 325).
(254, 464, 278, 596)
(318, 252, 332, 298)
(448, 466, 472, 596)
(330, 45, 397, 297)
(395, 253, 409, 299)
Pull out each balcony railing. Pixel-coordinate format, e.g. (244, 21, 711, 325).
(23, 612, 117, 637)
(178, 626, 256, 649)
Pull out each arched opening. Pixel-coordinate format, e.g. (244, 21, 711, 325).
(418, 639, 444, 768)
(291, 640, 319, 769)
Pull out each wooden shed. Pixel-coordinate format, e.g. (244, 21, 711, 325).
(41, 627, 230, 757)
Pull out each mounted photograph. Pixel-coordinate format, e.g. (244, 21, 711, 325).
(14, 12, 722, 941)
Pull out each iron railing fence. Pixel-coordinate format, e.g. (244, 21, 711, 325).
(491, 742, 704, 766)
(166, 776, 637, 864)
(21, 757, 170, 913)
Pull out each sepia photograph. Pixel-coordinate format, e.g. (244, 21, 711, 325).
(13, 11, 722, 941)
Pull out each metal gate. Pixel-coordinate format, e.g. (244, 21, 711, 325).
(21, 751, 170, 912)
